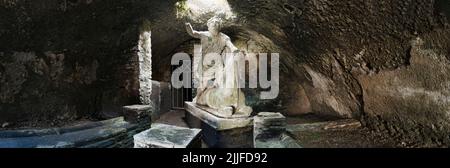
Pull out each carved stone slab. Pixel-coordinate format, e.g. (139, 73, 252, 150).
(185, 102, 253, 131)
(133, 123, 201, 148)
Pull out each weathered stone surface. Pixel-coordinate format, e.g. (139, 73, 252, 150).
(185, 102, 253, 131)
(149, 80, 172, 121)
(133, 123, 201, 148)
(300, 65, 360, 118)
(287, 119, 402, 148)
(254, 133, 301, 148)
(200, 122, 253, 148)
(221, 0, 450, 119)
(0, 117, 151, 148)
(0, 0, 160, 127)
(253, 112, 300, 148)
(159, 82, 172, 116)
(225, 0, 449, 146)
(286, 119, 362, 133)
(284, 84, 312, 116)
(0, 117, 124, 138)
(359, 37, 450, 146)
(185, 102, 254, 148)
(122, 105, 152, 124)
(138, 27, 152, 105)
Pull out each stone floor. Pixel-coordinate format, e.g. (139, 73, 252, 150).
(287, 119, 404, 148)
(154, 111, 404, 148)
(154, 110, 211, 147)
(154, 110, 189, 127)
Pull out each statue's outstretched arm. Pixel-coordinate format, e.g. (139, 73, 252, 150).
(185, 23, 204, 39)
(225, 38, 239, 53)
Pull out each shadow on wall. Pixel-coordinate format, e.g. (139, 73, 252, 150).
(0, 0, 171, 129)
(436, 0, 450, 22)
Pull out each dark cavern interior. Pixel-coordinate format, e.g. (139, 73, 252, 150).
(1, 0, 450, 151)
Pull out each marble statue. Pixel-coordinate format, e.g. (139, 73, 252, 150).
(185, 16, 252, 118)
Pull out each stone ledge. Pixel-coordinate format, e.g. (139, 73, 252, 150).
(254, 133, 302, 148)
(122, 105, 152, 124)
(286, 119, 361, 133)
(185, 102, 253, 131)
(254, 112, 301, 148)
(0, 117, 125, 138)
(0, 116, 151, 148)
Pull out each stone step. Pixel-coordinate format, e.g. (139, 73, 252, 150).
(0, 117, 125, 139)
(0, 116, 151, 148)
(0, 118, 131, 148)
(254, 112, 301, 148)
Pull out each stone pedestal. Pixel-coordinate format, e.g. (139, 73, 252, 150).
(254, 112, 301, 148)
(149, 81, 172, 121)
(184, 102, 253, 148)
(133, 124, 201, 148)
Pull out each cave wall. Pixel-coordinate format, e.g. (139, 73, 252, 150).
(359, 35, 450, 146)
(226, 0, 450, 145)
(226, 0, 449, 117)
(0, 0, 190, 129)
(0, 0, 149, 128)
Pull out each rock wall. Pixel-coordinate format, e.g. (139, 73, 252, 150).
(225, 0, 450, 118)
(0, 0, 150, 128)
(223, 0, 450, 146)
(359, 36, 450, 146)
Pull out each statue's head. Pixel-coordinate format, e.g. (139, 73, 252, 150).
(207, 16, 223, 36)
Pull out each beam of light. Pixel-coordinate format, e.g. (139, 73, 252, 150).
(176, 0, 234, 22)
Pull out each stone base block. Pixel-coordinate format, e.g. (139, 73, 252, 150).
(184, 102, 253, 148)
(122, 105, 152, 125)
(133, 124, 201, 148)
(254, 112, 301, 148)
(149, 81, 171, 121)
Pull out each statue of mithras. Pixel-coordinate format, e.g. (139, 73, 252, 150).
(185, 16, 252, 118)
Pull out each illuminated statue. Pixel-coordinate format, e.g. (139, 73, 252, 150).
(185, 16, 252, 118)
